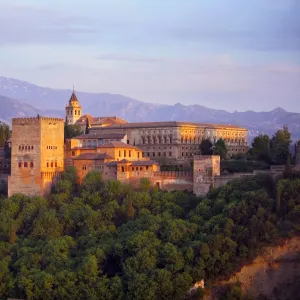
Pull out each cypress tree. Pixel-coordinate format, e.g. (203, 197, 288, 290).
(9, 223, 17, 244)
(127, 190, 135, 221)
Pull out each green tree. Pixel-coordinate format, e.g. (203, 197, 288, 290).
(8, 223, 17, 244)
(85, 117, 90, 135)
(200, 139, 213, 155)
(249, 134, 271, 163)
(127, 191, 135, 221)
(271, 125, 292, 165)
(213, 139, 228, 159)
(64, 119, 83, 140)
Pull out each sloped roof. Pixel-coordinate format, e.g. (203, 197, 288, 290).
(69, 91, 80, 104)
(97, 141, 141, 150)
(74, 115, 128, 126)
(73, 153, 112, 160)
(74, 132, 126, 140)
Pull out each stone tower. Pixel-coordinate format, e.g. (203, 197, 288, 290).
(8, 116, 65, 197)
(65, 89, 82, 125)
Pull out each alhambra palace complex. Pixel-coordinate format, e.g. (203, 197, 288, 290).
(7, 91, 250, 197)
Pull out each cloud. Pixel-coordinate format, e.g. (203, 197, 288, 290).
(0, 3, 96, 45)
(96, 54, 167, 64)
(165, 0, 300, 52)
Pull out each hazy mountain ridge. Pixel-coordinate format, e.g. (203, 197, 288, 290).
(0, 76, 300, 139)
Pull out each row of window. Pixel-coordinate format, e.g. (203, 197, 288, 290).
(46, 145, 58, 150)
(145, 152, 172, 157)
(67, 109, 81, 116)
(82, 165, 150, 172)
(46, 162, 58, 168)
(18, 162, 34, 168)
(118, 150, 141, 159)
(141, 137, 173, 144)
(18, 145, 34, 151)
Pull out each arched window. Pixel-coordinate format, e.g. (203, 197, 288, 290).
(88, 140, 92, 147)
(78, 110, 80, 115)
(93, 140, 97, 147)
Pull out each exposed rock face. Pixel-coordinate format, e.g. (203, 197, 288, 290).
(209, 237, 300, 299)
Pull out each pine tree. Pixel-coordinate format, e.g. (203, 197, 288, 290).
(285, 154, 292, 175)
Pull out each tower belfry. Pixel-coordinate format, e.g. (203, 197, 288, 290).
(65, 87, 82, 125)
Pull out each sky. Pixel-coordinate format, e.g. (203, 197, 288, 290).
(0, 0, 299, 112)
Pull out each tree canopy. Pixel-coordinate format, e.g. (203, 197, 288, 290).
(200, 139, 213, 155)
(0, 122, 10, 148)
(64, 120, 83, 140)
(213, 139, 228, 159)
(0, 168, 300, 299)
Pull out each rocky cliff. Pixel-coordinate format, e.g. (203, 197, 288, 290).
(208, 236, 300, 299)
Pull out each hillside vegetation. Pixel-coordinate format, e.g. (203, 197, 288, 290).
(0, 168, 300, 299)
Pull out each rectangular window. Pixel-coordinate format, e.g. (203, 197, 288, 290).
(51, 162, 53, 168)
(18, 162, 22, 168)
(138, 152, 140, 158)
(140, 167, 143, 170)
(124, 150, 126, 157)
(72, 151, 75, 156)
(24, 162, 28, 168)
(158, 152, 161, 156)
(55, 162, 57, 168)
(30, 162, 34, 168)
(153, 152, 155, 156)
(47, 162, 49, 168)
(83, 165, 87, 170)
(119, 150, 121, 157)
(146, 166, 148, 170)
(129, 150, 131, 157)
(169, 152, 172, 156)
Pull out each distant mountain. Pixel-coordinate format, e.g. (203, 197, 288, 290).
(0, 95, 62, 124)
(0, 76, 300, 140)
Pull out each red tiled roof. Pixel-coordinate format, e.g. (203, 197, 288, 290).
(73, 153, 112, 160)
(74, 132, 126, 140)
(75, 115, 128, 126)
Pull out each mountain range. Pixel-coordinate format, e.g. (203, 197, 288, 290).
(0, 76, 300, 140)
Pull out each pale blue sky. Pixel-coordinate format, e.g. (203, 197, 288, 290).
(0, 0, 299, 111)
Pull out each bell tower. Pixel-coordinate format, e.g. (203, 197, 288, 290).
(65, 87, 82, 125)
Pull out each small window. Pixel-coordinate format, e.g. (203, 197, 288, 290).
(47, 162, 49, 168)
(136, 167, 138, 171)
(140, 167, 142, 171)
(51, 162, 53, 168)
(25, 146, 27, 150)
(55, 162, 57, 168)
(19, 146, 21, 150)
(119, 150, 121, 157)
(169, 152, 172, 156)
(153, 152, 155, 156)
(146, 166, 148, 170)
(124, 150, 126, 157)
(138, 152, 140, 158)
(18, 162, 22, 168)
(30, 162, 34, 168)
(22, 146, 24, 150)
(82, 165, 87, 170)
(24, 162, 28, 168)
(129, 150, 131, 157)
(72, 151, 75, 156)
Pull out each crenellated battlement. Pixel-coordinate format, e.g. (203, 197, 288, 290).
(154, 171, 193, 178)
(12, 116, 64, 125)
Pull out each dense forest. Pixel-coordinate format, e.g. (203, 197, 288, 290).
(1, 166, 300, 299)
